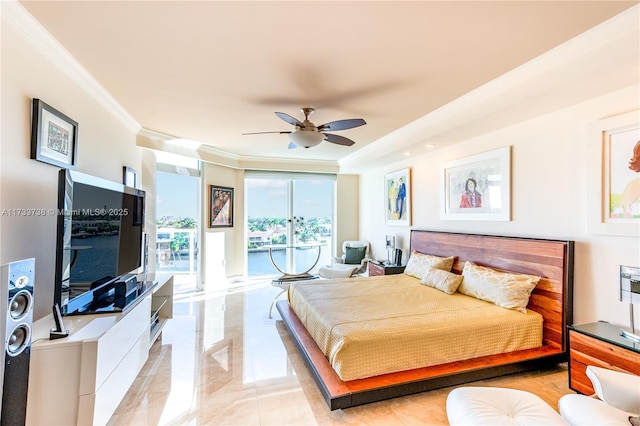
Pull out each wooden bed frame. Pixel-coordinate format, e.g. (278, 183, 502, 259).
(276, 230, 574, 410)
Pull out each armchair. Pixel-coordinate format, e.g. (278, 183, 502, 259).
(446, 366, 639, 426)
(318, 240, 370, 279)
(333, 241, 370, 266)
(559, 366, 640, 426)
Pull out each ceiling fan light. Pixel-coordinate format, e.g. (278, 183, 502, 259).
(289, 129, 325, 148)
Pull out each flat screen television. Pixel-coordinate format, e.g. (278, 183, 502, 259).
(54, 169, 145, 315)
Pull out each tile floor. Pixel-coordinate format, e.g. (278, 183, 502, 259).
(108, 280, 574, 425)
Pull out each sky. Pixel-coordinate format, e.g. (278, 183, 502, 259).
(156, 173, 333, 220)
(246, 178, 333, 219)
(156, 171, 198, 219)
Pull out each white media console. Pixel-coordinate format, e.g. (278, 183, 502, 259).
(26, 273, 173, 426)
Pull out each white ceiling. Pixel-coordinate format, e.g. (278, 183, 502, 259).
(19, 1, 639, 171)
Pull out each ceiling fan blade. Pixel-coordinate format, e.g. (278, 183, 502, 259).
(242, 131, 291, 135)
(275, 112, 304, 127)
(318, 118, 366, 132)
(324, 133, 355, 147)
(288, 141, 298, 150)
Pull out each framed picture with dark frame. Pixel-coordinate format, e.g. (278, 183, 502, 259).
(123, 166, 137, 188)
(209, 185, 234, 228)
(30, 98, 78, 169)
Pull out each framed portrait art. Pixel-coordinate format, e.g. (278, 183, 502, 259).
(209, 185, 234, 228)
(31, 99, 78, 169)
(588, 110, 640, 237)
(385, 168, 411, 226)
(440, 146, 511, 221)
(123, 166, 137, 188)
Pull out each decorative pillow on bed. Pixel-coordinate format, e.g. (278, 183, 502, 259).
(458, 261, 540, 313)
(404, 251, 454, 279)
(420, 266, 463, 295)
(344, 246, 367, 264)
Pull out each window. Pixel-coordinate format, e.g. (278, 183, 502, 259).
(155, 152, 201, 292)
(245, 171, 335, 278)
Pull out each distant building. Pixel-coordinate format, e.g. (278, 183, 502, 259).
(317, 224, 332, 236)
(248, 231, 273, 247)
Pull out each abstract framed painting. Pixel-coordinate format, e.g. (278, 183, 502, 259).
(209, 185, 234, 228)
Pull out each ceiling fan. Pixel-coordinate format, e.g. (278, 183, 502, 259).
(243, 107, 366, 149)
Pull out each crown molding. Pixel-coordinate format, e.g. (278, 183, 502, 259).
(2, 0, 140, 133)
(137, 128, 339, 173)
(237, 155, 339, 174)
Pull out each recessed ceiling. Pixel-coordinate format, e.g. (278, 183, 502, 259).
(19, 1, 638, 167)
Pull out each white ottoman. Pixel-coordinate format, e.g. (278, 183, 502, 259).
(446, 387, 568, 426)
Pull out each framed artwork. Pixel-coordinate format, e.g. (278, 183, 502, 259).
(588, 110, 640, 236)
(123, 166, 137, 188)
(385, 168, 411, 226)
(440, 146, 511, 221)
(209, 185, 234, 228)
(30, 99, 78, 169)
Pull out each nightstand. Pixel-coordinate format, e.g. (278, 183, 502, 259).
(368, 261, 405, 277)
(568, 321, 640, 395)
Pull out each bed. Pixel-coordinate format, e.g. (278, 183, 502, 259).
(276, 230, 574, 410)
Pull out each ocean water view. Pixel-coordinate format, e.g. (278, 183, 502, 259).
(247, 247, 332, 276)
(156, 172, 337, 281)
(157, 246, 333, 276)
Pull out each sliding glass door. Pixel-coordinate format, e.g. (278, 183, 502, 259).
(245, 172, 334, 278)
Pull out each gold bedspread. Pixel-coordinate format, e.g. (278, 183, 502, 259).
(288, 274, 543, 381)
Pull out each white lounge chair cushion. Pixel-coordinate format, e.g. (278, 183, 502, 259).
(558, 394, 633, 426)
(446, 387, 567, 426)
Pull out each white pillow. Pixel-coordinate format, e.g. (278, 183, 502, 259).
(458, 261, 539, 313)
(404, 251, 454, 279)
(420, 266, 463, 295)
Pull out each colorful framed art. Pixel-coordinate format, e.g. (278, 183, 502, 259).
(385, 168, 411, 226)
(209, 185, 234, 228)
(440, 146, 511, 221)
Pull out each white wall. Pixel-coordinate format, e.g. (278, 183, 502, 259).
(201, 162, 244, 288)
(335, 174, 360, 255)
(360, 85, 639, 327)
(1, 4, 141, 319)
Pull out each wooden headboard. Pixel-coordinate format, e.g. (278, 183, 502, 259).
(410, 230, 574, 350)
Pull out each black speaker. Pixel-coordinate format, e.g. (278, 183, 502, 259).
(0, 258, 34, 426)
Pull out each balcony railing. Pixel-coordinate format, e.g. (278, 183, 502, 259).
(156, 227, 197, 274)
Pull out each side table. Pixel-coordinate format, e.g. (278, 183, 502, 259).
(568, 321, 640, 395)
(368, 261, 405, 277)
